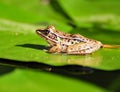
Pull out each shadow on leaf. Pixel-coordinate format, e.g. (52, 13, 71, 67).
(0, 58, 120, 92)
(16, 44, 49, 50)
(0, 64, 15, 76)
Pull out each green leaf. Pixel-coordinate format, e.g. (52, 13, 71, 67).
(0, 68, 106, 92)
(0, 0, 70, 27)
(59, 0, 120, 31)
(0, 18, 120, 71)
(0, 0, 120, 92)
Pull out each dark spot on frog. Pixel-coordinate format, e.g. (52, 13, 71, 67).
(71, 41, 74, 44)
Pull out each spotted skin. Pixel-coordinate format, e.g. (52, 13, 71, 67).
(36, 26, 104, 55)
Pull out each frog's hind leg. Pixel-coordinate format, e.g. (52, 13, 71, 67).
(66, 42, 101, 55)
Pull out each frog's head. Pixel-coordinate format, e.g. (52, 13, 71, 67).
(36, 25, 61, 46)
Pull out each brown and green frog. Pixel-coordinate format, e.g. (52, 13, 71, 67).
(36, 26, 120, 55)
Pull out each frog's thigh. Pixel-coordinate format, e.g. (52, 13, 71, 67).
(67, 43, 99, 55)
(48, 45, 61, 53)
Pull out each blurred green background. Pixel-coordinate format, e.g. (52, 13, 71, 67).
(0, 0, 120, 92)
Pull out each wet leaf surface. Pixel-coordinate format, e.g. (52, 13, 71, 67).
(0, 0, 120, 92)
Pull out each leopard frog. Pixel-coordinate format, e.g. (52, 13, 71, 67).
(36, 26, 119, 55)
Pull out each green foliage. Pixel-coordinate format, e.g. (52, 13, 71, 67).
(0, 0, 120, 92)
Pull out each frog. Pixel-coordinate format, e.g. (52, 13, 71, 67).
(36, 25, 119, 55)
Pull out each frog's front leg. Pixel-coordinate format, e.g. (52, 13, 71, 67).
(66, 42, 101, 55)
(48, 44, 62, 53)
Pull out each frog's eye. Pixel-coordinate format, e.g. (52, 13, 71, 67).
(45, 30, 50, 35)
